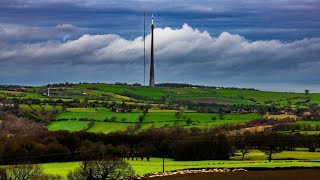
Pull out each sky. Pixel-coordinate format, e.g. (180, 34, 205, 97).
(0, 0, 320, 92)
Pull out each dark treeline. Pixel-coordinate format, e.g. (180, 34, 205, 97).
(0, 85, 30, 91)
(0, 129, 319, 165)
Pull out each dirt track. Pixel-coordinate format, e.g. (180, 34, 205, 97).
(142, 169, 320, 180)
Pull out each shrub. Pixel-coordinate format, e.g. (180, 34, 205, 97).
(7, 164, 62, 180)
(67, 159, 134, 180)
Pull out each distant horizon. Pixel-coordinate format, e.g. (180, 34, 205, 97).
(1, 81, 319, 94)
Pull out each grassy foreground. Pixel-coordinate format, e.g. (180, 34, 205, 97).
(42, 159, 320, 178)
(40, 150, 320, 178)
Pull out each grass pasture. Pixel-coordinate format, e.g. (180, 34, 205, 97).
(143, 112, 260, 128)
(51, 111, 261, 132)
(47, 121, 90, 132)
(40, 159, 320, 178)
(66, 108, 99, 113)
(41, 155, 320, 178)
(56, 111, 142, 123)
(87, 122, 134, 133)
(297, 120, 320, 125)
(233, 150, 320, 161)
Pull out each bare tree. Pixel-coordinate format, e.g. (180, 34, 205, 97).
(6, 163, 61, 180)
(67, 159, 134, 180)
(263, 146, 283, 162)
(240, 147, 250, 160)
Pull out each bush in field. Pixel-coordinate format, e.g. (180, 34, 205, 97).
(110, 116, 117, 122)
(174, 112, 182, 120)
(67, 159, 134, 180)
(186, 118, 192, 126)
(6, 164, 62, 180)
(138, 115, 145, 123)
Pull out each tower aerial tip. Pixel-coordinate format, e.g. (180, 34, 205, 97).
(152, 14, 154, 25)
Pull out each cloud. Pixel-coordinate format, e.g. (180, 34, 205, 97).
(55, 24, 78, 32)
(0, 23, 80, 42)
(3, 0, 320, 12)
(1, 24, 320, 91)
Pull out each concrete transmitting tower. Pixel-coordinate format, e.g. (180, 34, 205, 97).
(149, 14, 155, 88)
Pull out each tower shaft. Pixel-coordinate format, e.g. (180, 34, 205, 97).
(149, 16, 155, 88)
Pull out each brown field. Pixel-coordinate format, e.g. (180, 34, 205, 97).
(143, 169, 320, 180)
(229, 125, 272, 135)
(264, 114, 299, 120)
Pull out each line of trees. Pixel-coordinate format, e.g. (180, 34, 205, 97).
(0, 129, 319, 165)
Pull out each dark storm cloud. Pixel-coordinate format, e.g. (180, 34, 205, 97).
(1, 0, 320, 91)
(1, 0, 320, 41)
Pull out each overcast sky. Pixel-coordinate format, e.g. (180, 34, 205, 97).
(1, 0, 320, 92)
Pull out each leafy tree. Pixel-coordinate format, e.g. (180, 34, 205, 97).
(257, 107, 266, 116)
(67, 159, 134, 180)
(219, 113, 224, 120)
(82, 97, 89, 107)
(211, 116, 217, 121)
(121, 117, 127, 123)
(110, 116, 117, 122)
(257, 134, 284, 162)
(262, 146, 283, 162)
(174, 112, 182, 120)
(186, 118, 192, 126)
(305, 89, 310, 95)
(138, 115, 145, 123)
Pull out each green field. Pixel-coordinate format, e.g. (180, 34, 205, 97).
(143, 112, 260, 129)
(47, 121, 90, 132)
(67, 84, 320, 106)
(66, 108, 98, 113)
(40, 150, 320, 178)
(233, 150, 320, 161)
(19, 104, 62, 112)
(41, 159, 320, 178)
(4, 84, 320, 107)
(297, 120, 320, 125)
(50, 111, 261, 133)
(56, 110, 142, 123)
(87, 122, 134, 133)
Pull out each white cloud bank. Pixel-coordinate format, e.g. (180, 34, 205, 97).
(1, 24, 320, 90)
